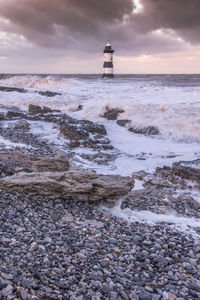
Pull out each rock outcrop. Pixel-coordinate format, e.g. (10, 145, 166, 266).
(13, 120, 30, 131)
(0, 113, 5, 120)
(117, 119, 131, 127)
(0, 86, 27, 93)
(60, 119, 113, 150)
(101, 106, 124, 120)
(38, 91, 62, 97)
(28, 104, 43, 115)
(0, 152, 134, 204)
(172, 160, 200, 182)
(129, 126, 159, 136)
(6, 111, 27, 119)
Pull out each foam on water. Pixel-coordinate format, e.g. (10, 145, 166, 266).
(100, 200, 200, 238)
(1, 74, 200, 143)
(1, 74, 200, 174)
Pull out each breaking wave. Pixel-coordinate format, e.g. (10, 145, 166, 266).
(0, 74, 200, 143)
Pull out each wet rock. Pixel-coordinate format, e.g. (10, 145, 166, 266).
(129, 126, 159, 135)
(6, 111, 26, 119)
(38, 91, 62, 97)
(101, 106, 124, 120)
(0, 151, 70, 176)
(138, 292, 152, 300)
(77, 104, 83, 111)
(0, 86, 27, 93)
(172, 159, 200, 182)
(2, 284, 13, 297)
(0, 167, 134, 204)
(20, 289, 31, 300)
(13, 120, 30, 131)
(0, 113, 5, 120)
(116, 119, 131, 127)
(60, 119, 112, 150)
(42, 106, 53, 113)
(28, 104, 43, 115)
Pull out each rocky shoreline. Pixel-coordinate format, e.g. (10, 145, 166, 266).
(0, 105, 200, 299)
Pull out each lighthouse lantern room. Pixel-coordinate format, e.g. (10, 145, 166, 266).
(103, 42, 115, 78)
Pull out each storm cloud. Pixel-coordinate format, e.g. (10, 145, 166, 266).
(0, 0, 200, 73)
(0, 0, 200, 50)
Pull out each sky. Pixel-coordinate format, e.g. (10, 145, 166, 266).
(0, 0, 200, 74)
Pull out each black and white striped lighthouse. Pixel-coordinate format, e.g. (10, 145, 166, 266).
(103, 42, 115, 78)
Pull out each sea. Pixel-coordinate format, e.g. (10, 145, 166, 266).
(0, 74, 200, 175)
(1, 74, 200, 234)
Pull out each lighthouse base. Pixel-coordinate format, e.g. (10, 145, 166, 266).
(102, 74, 114, 78)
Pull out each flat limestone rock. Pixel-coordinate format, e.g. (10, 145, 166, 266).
(0, 151, 70, 176)
(0, 151, 134, 203)
(0, 170, 134, 203)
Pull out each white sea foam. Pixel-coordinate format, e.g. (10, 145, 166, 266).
(1, 74, 200, 143)
(0, 74, 200, 174)
(100, 200, 200, 238)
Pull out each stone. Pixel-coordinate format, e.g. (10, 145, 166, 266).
(22, 279, 32, 289)
(0, 86, 27, 93)
(6, 111, 26, 119)
(13, 120, 30, 131)
(0, 151, 70, 177)
(38, 91, 62, 97)
(101, 285, 110, 294)
(116, 119, 131, 127)
(169, 294, 176, 300)
(130, 293, 140, 300)
(101, 106, 124, 120)
(20, 289, 31, 300)
(28, 104, 43, 115)
(60, 119, 111, 151)
(42, 106, 53, 113)
(172, 159, 200, 182)
(138, 292, 152, 300)
(1, 272, 13, 280)
(152, 295, 161, 300)
(0, 152, 134, 204)
(129, 126, 159, 136)
(0, 113, 5, 120)
(2, 285, 13, 297)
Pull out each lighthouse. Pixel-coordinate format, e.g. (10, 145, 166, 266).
(103, 42, 115, 78)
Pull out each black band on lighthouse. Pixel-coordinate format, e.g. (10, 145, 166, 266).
(103, 62, 113, 68)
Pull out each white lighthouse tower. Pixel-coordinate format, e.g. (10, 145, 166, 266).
(103, 42, 115, 78)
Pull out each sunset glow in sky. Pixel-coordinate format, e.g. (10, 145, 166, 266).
(0, 0, 200, 73)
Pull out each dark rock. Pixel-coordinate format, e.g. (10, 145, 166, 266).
(38, 91, 62, 97)
(101, 106, 124, 120)
(20, 290, 31, 300)
(22, 279, 32, 289)
(77, 104, 83, 111)
(2, 284, 13, 297)
(28, 104, 43, 115)
(101, 285, 110, 294)
(117, 119, 131, 127)
(0, 113, 5, 120)
(0, 86, 27, 93)
(172, 159, 200, 182)
(13, 120, 30, 131)
(6, 111, 26, 119)
(129, 126, 159, 135)
(60, 119, 112, 150)
(42, 106, 52, 113)
(138, 292, 152, 300)
(0, 283, 7, 290)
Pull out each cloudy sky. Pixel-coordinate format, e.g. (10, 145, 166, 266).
(0, 0, 200, 74)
